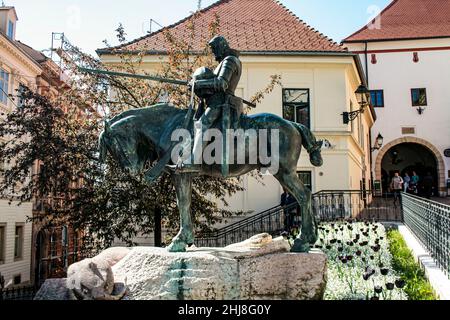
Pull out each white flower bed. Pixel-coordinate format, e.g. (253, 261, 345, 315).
(314, 221, 407, 300)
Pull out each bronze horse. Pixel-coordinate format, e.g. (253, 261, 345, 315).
(99, 104, 323, 252)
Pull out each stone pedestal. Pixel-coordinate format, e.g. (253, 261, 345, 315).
(35, 234, 327, 300)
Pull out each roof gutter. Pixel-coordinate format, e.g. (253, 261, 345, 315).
(97, 49, 352, 57)
(350, 52, 376, 122)
(344, 35, 450, 43)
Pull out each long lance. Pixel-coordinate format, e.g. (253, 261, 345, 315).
(78, 67, 257, 108)
(79, 67, 189, 86)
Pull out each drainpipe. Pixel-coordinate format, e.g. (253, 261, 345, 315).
(364, 42, 369, 86)
(364, 41, 374, 192)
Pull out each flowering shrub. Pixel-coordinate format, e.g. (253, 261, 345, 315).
(314, 221, 407, 300)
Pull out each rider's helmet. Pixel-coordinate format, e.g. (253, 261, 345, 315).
(208, 36, 230, 62)
(192, 67, 215, 98)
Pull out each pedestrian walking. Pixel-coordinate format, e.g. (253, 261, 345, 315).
(390, 172, 404, 207)
(410, 171, 420, 195)
(422, 172, 434, 199)
(280, 188, 296, 232)
(403, 173, 411, 193)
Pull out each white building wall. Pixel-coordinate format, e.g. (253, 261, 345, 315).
(346, 38, 450, 195)
(0, 200, 33, 287)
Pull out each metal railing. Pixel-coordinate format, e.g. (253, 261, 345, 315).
(0, 284, 36, 301)
(402, 193, 450, 279)
(195, 203, 298, 247)
(314, 190, 403, 222)
(195, 190, 402, 247)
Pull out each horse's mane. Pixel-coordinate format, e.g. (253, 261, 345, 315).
(108, 104, 186, 126)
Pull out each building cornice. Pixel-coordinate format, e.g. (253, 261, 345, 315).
(0, 33, 42, 75)
(343, 35, 450, 44)
(350, 45, 450, 54)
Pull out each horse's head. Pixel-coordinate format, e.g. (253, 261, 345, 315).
(98, 118, 151, 175)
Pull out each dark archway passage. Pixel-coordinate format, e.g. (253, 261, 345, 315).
(381, 143, 438, 196)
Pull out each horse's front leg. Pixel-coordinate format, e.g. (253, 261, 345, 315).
(167, 173, 195, 253)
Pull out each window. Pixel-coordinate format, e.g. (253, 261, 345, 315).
(49, 231, 58, 270)
(283, 89, 310, 128)
(7, 20, 14, 39)
(0, 69, 10, 105)
(0, 225, 5, 264)
(14, 225, 23, 260)
(17, 84, 26, 107)
(298, 171, 312, 191)
(370, 90, 384, 108)
(411, 88, 427, 107)
(62, 226, 68, 268)
(360, 123, 365, 151)
(72, 231, 79, 262)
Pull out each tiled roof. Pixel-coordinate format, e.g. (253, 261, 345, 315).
(98, 0, 345, 54)
(15, 41, 48, 64)
(344, 0, 450, 42)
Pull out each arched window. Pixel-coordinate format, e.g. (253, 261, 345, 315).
(62, 226, 68, 268)
(49, 231, 57, 272)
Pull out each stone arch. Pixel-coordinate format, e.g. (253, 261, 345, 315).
(375, 137, 446, 195)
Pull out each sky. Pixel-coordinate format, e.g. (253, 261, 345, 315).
(8, 0, 391, 56)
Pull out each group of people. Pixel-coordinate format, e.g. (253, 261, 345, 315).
(390, 171, 435, 202)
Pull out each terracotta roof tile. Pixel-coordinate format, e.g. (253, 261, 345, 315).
(15, 41, 48, 64)
(344, 0, 450, 42)
(99, 0, 345, 54)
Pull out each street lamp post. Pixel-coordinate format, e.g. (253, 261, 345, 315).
(343, 84, 371, 124)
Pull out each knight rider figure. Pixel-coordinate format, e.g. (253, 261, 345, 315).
(174, 35, 323, 172)
(174, 36, 242, 172)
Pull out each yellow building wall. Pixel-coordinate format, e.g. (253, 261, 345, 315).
(100, 54, 374, 214)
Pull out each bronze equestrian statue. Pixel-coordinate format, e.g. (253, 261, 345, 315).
(98, 36, 324, 253)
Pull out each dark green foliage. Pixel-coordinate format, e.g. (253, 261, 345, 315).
(387, 230, 436, 300)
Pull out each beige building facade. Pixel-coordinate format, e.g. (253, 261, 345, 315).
(0, 6, 41, 287)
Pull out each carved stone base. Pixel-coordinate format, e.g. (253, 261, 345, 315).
(35, 234, 327, 300)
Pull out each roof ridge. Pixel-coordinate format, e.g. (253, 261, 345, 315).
(98, 0, 228, 53)
(272, 0, 343, 50)
(98, 0, 347, 54)
(343, 0, 399, 42)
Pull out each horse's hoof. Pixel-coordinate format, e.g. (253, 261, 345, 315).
(291, 239, 311, 253)
(167, 241, 187, 253)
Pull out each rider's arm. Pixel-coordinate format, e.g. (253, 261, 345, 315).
(194, 57, 238, 92)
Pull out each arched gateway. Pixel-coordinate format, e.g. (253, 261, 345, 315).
(375, 137, 446, 196)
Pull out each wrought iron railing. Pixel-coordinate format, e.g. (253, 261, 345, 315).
(402, 193, 450, 279)
(195, 190, 402, 247)
(0, 285, 36, 301)
(195, 203, 298, 247)
(313, 190, 403, 222)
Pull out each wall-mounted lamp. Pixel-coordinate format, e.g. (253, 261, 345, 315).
(417, 106, 425, 115)
(342, 84, 371, 124)
(371, 133, 384, 152)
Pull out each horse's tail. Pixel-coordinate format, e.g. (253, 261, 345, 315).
(293, 123, 324, 167)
